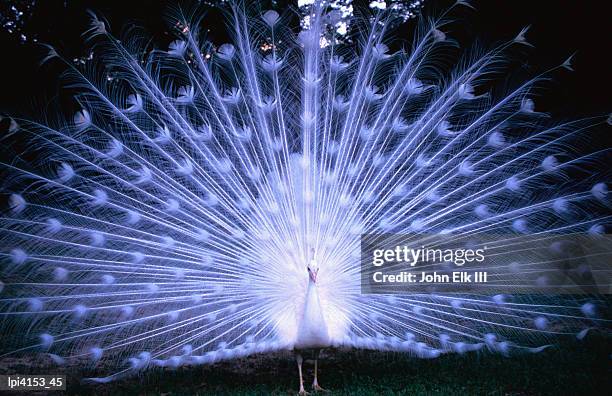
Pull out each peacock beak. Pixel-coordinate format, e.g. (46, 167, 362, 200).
(309, 269, 318, 283)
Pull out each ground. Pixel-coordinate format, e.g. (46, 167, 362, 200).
(2, 335, 608, 395)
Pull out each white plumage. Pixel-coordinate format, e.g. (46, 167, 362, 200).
(295, 259, 330, 350)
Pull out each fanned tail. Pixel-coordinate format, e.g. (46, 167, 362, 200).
(0, 1, 610, 381)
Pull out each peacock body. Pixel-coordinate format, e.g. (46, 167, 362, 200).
(0, 0, 610, 384)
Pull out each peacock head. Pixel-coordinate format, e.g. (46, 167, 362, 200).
(307, 263, 319, 283)
(307, 248, 319, 283)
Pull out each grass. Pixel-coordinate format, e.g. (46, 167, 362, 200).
(6, 335, 607, 395)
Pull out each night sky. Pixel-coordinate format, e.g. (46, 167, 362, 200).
(0, 0, 610, 118)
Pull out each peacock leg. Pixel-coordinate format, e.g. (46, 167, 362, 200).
(296, 352, 309, 395)
(312, 349, 327, 392)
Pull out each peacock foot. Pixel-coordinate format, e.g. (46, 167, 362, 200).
(298, 389, 310, 396)
(313, 384, 329, 393)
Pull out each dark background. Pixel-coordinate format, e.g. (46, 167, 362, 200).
(0, 0, 610, 117)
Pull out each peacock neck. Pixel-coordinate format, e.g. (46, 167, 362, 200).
(305, 277, 318, 304)
(294, 272, 330, 349)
